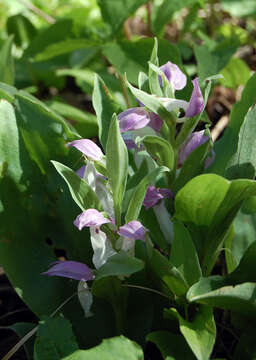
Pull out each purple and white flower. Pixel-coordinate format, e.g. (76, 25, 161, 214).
(159, 61, 187, 90)
(143, 185, 172, 209)
(67, 139, 104, 162)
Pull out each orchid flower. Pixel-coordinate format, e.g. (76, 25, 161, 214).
(178, 130, 215, 168)
(67, 139, 105, 165)
(42, 260, 94, 282)
(143, 185, 174, 244)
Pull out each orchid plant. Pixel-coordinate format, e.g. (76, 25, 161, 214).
(37, 38, 256, 359)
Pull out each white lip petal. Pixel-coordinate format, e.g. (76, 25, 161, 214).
(160, 98, 189, 113)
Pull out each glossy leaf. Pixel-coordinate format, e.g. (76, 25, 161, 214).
(95, 252, 144, 281)
(170, 220, 201, 287)
(52, 161, 102, 211)
(106, 114, 128, 227)
(187, 276, 256, 316)
(63, 335, 144, 360)
(125, 166, 169, 223)
(34, 316, 78, 359)
(167, 306, 216, 360)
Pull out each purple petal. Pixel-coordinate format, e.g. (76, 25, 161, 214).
(148, 113, 163, 132)
(118, 220, 148, 241)
(143, 186, 171, 209)
(67, 139, 104, 161)
(185, 78, 204, 117)
(118, 108, 150, 133)
(42, 261, 94, 281)
(76, 165, 86, 178)
(74, 209, 111, 231)
(178, 130, 209, 165)
(159, 61, 187, 90)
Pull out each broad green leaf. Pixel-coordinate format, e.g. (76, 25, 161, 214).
(95, 252, 144, 280)
(93, 75, 121, 150)
(34, 39, 99, 62)
(97, 0, 148, 34)
(209, 72, 256, 175)
(52, 161, 101, 211)
(0, 36, 14, 85)
(125, 166, 169, 222)
(34, 316, 78, 360)
(226, 107, 256, 179)
(187, 276, 256, 316)
(151, 249, 188, 296)
(151, 0, 198, 36)
(194, 39, 238, 81)
(102, 38, 182, 86)
(146, 331, 196, 359)
(175, 174, 256, 274)
(63, 335, 144, 360)
(170, 220, 202, 287)
(220, 57, 251, 89)
(167, 306, 216, 360)
(46, 100, 98, 138)
(106, 114, 128, 227)
(7, 14, 37, 47)
(142, 136, 174, 171)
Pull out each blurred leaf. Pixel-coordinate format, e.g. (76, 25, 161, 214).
(125, 166, 169, 223)
(52, 161, 102, 212)
(34, 316, 78, 359)
(147, 331, 196, 359)
(23, 19, 74, 59)
(7, 14, 37, 48)
(95, 252, 144, 280)
(220, 58, 251, 89)
(170, 220, 202, 287)
(209, 73, 256, 176)
(167, 306, 216, 360)
(221, 0, 256, 17)
(63, 335, 144, 360)
(102, 38, 182, 85)
(93, 74, 121, 150)
(226, 107, 256, 179)
(0, 82, 17, 102)
(46, 100, 98, 138)
(194, 39, 239, 81)
(97, 0, 148, 34)
(0, 36, 14, 85)
(106, 114, 128, 226)
(34, 39, 99, 62)
(151, 0, 197, 36)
